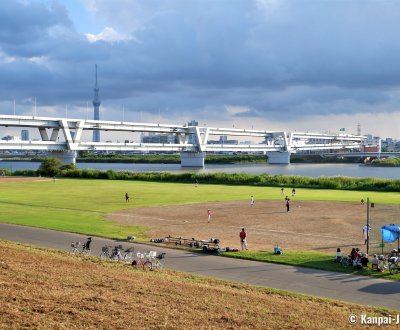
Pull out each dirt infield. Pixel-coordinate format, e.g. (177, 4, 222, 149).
(0, 176, 50, 182)
(107, 199, 399, 253)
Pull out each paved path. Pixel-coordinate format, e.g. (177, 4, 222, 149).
(0, 223, 399, 311)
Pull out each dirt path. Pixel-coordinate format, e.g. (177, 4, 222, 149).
(107, 200, 376, 252)
(0, 176, 51, 182)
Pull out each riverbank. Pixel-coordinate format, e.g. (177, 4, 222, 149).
(370, 157, 400, 167)
(17, 168, 399, 192)
(1, 154, 362, 165)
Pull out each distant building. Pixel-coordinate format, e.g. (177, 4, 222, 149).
(141, 133, 177, 144)
(362, 134, 381, 152)
(21, 130, 29, 141)
(208, 135, 238, 145)
(2, 135, 20, 141)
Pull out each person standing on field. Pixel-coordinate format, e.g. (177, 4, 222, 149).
(250, 195, 254, 207)
(286, 198, 290, 212)
(363, 224, 371, 244)
(240, 228, 248, 250)
(207, 209, 212, 223)
(125, 192, 130, 202)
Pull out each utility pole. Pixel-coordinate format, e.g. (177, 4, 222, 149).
(366, 197, 370, 254)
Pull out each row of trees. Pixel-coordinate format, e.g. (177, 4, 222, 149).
(10, 157, 400, 192)
(77, 152, 267, 164)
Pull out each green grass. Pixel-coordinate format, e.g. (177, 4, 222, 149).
(0, 178, 399, 240)
(222, 250, 400, 280)
(1, 178, 399, 279)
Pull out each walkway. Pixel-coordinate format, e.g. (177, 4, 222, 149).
(0, 223, 399, 311)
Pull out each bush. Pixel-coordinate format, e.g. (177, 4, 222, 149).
(57, 168, 400, 192)
(12, 170, 37, 177)
(38, 158, 63, 177)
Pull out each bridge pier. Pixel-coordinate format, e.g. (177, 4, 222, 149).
(51, 151, 77, 166)
(180, 152, 205, 167)
(266, 151, 291, 164)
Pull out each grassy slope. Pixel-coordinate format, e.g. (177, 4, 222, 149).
(0, 240, 397, 329)
(0, 178, 399, 239)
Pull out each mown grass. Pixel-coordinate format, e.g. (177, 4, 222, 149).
(0, 240, 397, 329)
(221, 250, 400, 281)
(1, 178, 399, 280)
(0, 178, 399, 240)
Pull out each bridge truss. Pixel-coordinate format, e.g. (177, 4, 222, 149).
(0, 115, 366, 166)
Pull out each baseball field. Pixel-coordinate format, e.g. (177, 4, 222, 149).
(0, 176, 399, 255)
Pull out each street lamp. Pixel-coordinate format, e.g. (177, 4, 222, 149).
(366, 197, 375, 254)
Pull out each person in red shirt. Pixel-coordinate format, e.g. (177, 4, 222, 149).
(240, 228, 248, 250)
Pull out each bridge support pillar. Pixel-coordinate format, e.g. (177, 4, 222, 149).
(267, 151, 291, 164)
(180, 152, 205, 167)
(51, 151, 77, 166)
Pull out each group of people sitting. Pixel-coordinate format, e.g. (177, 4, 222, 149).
(335, 247, 370, 269)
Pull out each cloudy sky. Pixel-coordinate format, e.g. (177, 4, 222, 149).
(1, 0, 400, 139)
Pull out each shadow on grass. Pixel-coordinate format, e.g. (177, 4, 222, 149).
(221, 250, 400, 281)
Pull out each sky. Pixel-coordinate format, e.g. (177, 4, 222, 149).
(1, 0, 400, 139)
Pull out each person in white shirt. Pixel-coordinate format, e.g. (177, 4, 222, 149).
(363, 224, 371, 244)
(250, 195, 254, 207)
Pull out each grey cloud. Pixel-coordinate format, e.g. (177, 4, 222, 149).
(1, 0, 400, 129)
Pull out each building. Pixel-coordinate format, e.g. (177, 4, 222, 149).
(2, 135, 20, 141)
(141, 133, 177, 144)
(208, 135, 238, 145)
(21, 130, 29, 141)
(362, 134, 381, 152)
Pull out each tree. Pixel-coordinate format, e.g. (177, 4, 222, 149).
(38, 158, 63, 177)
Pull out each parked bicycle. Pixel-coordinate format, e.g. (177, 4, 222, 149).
(340, 256, 353, 268)
(100, 244, 134, 262)
(132, 251, 153, 269)
(389, 255, 400, 274)
(132, 251, 166, 270)
(70, 237, 92, 256)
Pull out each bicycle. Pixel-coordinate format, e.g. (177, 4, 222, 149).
(389, 257, 400, 274)
(70, 237, 92, 256)
(340, 256, 353, 268)
(139, 251, 166, 270)
(70, 241, 82, 255)
(100, 245, 134, 262)
(132, 251, 153, 270)
(148, 252, 166, 270)
(100, 245, 113, 260)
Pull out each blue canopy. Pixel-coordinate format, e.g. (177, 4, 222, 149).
(381, 225, 400, 243)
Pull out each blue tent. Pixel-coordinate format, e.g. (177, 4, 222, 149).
(381, 225, 400, 243)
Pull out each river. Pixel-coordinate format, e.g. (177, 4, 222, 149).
(0, 161, 399, 179)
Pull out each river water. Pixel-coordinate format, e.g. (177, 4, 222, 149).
(0, 161, 399, 179)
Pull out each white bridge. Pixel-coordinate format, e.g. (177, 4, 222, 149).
(0, 115, 366, 166)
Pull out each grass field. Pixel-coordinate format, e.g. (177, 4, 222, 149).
(0, 179, 400, 280)
(0, 240, 397, 329)
(222, 250, 400, 281)
(1, 177, 399, 240)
